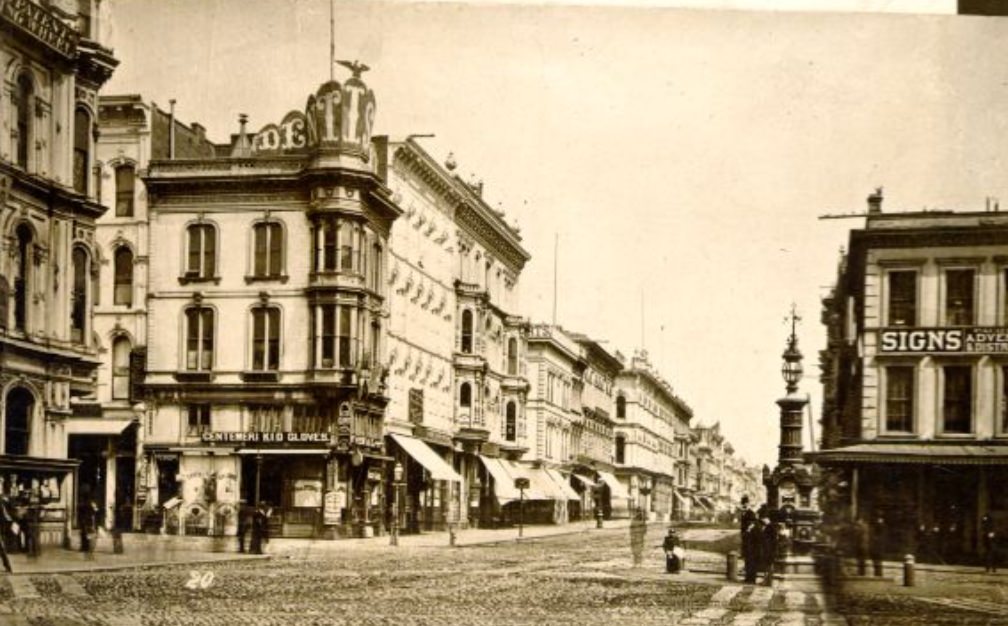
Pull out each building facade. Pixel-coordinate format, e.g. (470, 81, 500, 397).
(613, 349, 691, 521)
(139, 69, 399, 539)
(816, 190, 1008, 561)
(1, 0, 117, 545)
(377, 139, 532, 531)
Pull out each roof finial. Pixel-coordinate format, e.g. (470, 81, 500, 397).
(337, 59, 370, 79)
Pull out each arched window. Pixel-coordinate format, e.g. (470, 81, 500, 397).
(459, 382, 472, 409)
(615, 434, 626, 465)
(507, 337, 518, 375)
(461, 309, 473, 354)
(185, 223, 216, 279)
(115, 164, 135, 217)
(73, 108, 91, 194)
(15, 73, 32, 169)
(185, 306, 214, 370)
(70, 247, 89, 343)
(252, 222, 283, 278)
(251, 306, 281, 370)
(505, 401, 516, 442)
(113, 246, 133, 306)
(13, 225, 31, 331)
(4, 387, 33, 455)
(112, 336, 132, 400)
(616, 395, 626, 419)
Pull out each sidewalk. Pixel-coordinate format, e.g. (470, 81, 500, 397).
(2, 544, 267, 576)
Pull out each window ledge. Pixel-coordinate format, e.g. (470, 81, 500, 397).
(178, 275, 221, 286)
(935, 432, 976, 439)
(174, 371, 213, 383)
(244, 275, 289, 285)
(240, 371, 281, 383)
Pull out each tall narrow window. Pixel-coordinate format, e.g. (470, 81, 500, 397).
(252, 222, 283, 278)
(615, 435, 626, 464)
(338, 304, 352, 367)
(13, 225, 31, 332)
(370, 242, 382, 291)
(505, 401, 516, 441)
(943, 366, 972, 434)
(113, 246, 133, 306)
(186, 405, 211, 437)
(887, 270, 916, 326)
(323, 219, 337, 271)
(251, 306, 281, 370)
(185, 307, 214, 370)
(616, 395, 626, 419)
(15, 73, 32, 169)
(339, 221, 354, 271)
(115, 165, 135, 217)
(321, 306, 336, 367)
(461, 310, 473, 353)
(885, 366, 914, 432)
(459, 382, 472, 409)
(112, 336, 132, 400)
(507, 337, 518, 375)
(0, 277, 8, 331)
(186, 224, 216, 278)
(70, 248, 88, 343)
(73, 108, 91, 194)
(946, 269, 975, 326)
(4, 387, 32, 455)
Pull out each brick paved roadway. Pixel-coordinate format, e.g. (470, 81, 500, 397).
(0, 525, 891, 625)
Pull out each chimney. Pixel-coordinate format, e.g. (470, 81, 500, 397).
(190, 122, 206, 141)
(168, 99, 177, 159)
(867, 187, 883, 214)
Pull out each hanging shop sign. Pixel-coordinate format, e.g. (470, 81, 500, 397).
(879, 327, 1008, 354)
(199, 432, 331, 445)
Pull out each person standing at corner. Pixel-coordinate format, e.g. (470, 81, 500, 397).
(740, 496, 759, 584)
(236, 499, 251, 553)
(869, 513, 886, 577)
(981, 513, 997, 573)
(0, 484, 16, 574)
(250, 502, 271, 555)
(78, 489, 99, 559)
(760, 512, 777, 586)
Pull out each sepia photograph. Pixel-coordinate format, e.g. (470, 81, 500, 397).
(1, 0, 1008, 623)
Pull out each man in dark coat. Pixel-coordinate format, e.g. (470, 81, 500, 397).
(78, 490, 99, 558)
(740, 496, 759, 584)
(981, 513, 997, 573)
(869, 514, 886, 577)
(0, 489, 15, 573)
(236, 500, 252, 553)
(663, 527, 683, 573)
(760, 514, 777, 585)
(249, 502, 271, 555)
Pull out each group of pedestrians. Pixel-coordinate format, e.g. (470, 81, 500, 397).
(236, 500, 273, 555)
(740, 496, 779, 585)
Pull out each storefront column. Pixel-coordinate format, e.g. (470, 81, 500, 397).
(254, 454, 262, 505)
(851, 467, 859, 520)
(105, 438, 116, 530)
(916, 466, 925, 527)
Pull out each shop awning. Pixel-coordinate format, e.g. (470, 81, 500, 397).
(523, 466, 565, 500)
(673, 490, 688, 506)
(570, 473, 597, 490)
(596, 470, 630, 500)
(64, 417, 136, 436)
(692, 495, 711, 511)
(808, 443, 1008, 466)
(545, 469, 581, 501)
(390, 434, 462, 482)
(479, 456, 523, 502)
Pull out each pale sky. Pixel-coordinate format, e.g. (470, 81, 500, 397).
(103, 0, 1008, 467)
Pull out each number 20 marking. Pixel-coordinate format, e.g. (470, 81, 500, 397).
(184, 570, 215, 590)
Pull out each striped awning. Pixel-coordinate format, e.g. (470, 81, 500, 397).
(545, 469, 581, 501)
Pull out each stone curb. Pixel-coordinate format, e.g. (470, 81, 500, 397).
(6, 554, 271, 576)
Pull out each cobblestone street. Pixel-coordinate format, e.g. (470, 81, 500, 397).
(0, 526, 835, 626)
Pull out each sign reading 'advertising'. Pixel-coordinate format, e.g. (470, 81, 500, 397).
(879, 327, 1008, 354)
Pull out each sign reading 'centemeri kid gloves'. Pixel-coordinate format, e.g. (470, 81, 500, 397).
(879, 327, 1008, 354)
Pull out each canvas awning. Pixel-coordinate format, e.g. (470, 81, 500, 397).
(479, 456, 550, 501)
(673, 490, 689, 506)
(808, 443, 1008, 466)
(569, 473, 597, 490)
(692, 495, 712, 511)
(479, 456, 523, 502)
(64, 417, 136, 436)
(596, 470, 629, 500)
(523, 466, 566, 500)
(545, 468, 581, 501)
(389, 433, 462, 482)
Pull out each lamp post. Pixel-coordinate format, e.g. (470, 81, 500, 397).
(390, 461, 403, 547)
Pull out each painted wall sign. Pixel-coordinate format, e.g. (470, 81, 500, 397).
(879, 327, 1008, 354)
(199, 431, 331, 445)
(1, 0, 78, 58)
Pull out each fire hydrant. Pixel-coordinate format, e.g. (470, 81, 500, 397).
(595, 509, 604, 529)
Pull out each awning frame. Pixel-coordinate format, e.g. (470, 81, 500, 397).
(390, 433, 462, 482)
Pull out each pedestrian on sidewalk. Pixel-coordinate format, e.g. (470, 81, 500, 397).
(662, 527, 684, 573)
(0, 485, 16, 574)
(981, 513, 997, 573)
(249, 501, 271, 555)
(760, 513, 777, 585)
(78, 489, 99, 559)
(629, 510, 647, 567)
(739, 496, 759, 584)
(237, 499, 252, 553)
(869, 514, 886, 577)
(853, 517, 869, 576)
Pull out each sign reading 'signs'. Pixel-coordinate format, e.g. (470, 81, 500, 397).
(879, 327, 1008, 354)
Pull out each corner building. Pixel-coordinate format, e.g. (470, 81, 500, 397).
(1, 0, 117, 545)
(141, 71, 399, 538)
(816, 191, 1008, 562)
